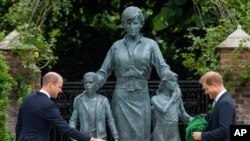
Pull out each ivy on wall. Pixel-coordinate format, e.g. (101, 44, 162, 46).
(0, 52, 14, 141)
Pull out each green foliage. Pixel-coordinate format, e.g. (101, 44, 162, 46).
(0, 52, 14, 141)
(152, 0, 203, 35)
(0, 0, 70, 137)
(15, 78, 32, 105)
(182, 0, 250, 93)
(148, 0, 205, 72)
(91, 10, 121, 31)
(182, 24, 233, 75)
(0, 0, 72, 102)
(220, 46, 250, 94)
(2, 0, 73, 69)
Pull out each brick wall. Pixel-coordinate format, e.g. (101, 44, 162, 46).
(2, 50, 41, 90)
(234, 87, 250, 124)
(219, 48, 250, 124)
(1, 50, 41, 135)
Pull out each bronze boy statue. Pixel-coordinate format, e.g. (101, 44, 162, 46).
(69, 72, 119, 141)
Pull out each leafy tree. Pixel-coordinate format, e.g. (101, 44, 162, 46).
(182, 0, 250, 92)
(0, 0, 74, 101)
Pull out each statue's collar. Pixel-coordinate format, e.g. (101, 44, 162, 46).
(123, 34, 143, 44)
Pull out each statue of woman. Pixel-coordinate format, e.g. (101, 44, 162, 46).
(96, 6, 176, 141)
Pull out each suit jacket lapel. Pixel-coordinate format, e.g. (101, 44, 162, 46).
(208, 92, 227, 125)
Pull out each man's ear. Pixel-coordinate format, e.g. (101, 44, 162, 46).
(48, 80, 55, 87)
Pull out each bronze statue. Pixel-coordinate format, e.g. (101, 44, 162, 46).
(69, 72, 119, 141)
(96, 6, 177, 141)
(151, 70, 192, 141)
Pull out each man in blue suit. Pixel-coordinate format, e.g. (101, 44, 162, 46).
(15, 72, 104, 141)
(192, 71, 236, 141)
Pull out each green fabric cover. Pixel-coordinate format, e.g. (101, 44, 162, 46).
(186, 115, 208, 141)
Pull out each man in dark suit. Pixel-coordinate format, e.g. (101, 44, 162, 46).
(192, 71, 236, 141)
(15, 72, 104, 141)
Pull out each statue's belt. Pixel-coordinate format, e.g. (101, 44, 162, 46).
(116, 77, 148, 91)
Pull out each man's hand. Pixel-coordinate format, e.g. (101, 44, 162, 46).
(90, 137, 105, 141)
(192, 132, 202, 140)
